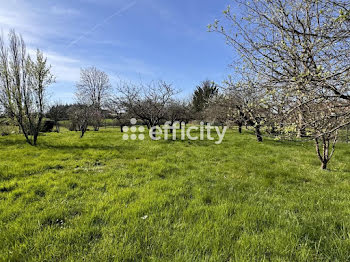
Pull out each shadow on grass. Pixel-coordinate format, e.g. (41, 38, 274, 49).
(1, 136, 137, 153)
(0, 137, 28, 147)
(38, 142, 138, 153)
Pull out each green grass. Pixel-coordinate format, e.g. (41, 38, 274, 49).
(1, 128, 350, 261)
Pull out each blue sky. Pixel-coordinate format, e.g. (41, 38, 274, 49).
(1, 0, 235, 103)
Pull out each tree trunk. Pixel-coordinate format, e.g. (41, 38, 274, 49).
(255, 125, 263, 142)
(24, 135, 33, 145)
(238, 123, 242, 134)
(315, 134, 337, 170)
(170, 121, 174, 134)
(18, 120, 33, 146)
(80, 124, 87, 138)
(150, 129, 156, 140)
(33, 123, 40, 146)
(33, 134, 38, 146)
(150, 125, 158, 140)
(297, 110, 306, 138)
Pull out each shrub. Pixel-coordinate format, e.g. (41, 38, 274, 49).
(41, 120, 55, 133)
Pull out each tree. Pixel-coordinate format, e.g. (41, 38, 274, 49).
(192, 80, 219, 114)
(68, 104, 93, 138)
(0, 30, 54, 145)
(76, 67, 111, 131)
(117, 80, 178, 138)
(165, 100, 193, 132)
(204, 94, 231, 127)
(106, 97, 130, 132)
(210, 0, 350, 101)
(47, 103, 69, 132)
(210, 0, 350, 169)
(290, 97, 350, 169)
(225, 76, 271, 142)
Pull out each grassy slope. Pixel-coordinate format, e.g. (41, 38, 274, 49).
(1, 128, 350, 261)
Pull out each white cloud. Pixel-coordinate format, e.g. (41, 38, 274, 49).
(0, 0, 79, 46)
(26, 48, 81, 82)
(0, 0, 160, 102)
(45, 52, 80, 64)
(0, 0, 84, 83)
(51, 64, 81, 83)
(46, 52, 81, 83)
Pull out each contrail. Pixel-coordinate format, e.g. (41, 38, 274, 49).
(66, 1, 137, 48)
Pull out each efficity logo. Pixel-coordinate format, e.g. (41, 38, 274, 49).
(123, 118, 227, 144)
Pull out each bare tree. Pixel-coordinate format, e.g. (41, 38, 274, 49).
(106, 97, 129, 132)
(224, 73, 272, 142)
(76, 67, 111, 131)
(0, 30, 54, 145)
(295, 98, 350, 169)
(68, 104, 94, 138)
(204, 94, 231, 127)
(117, 80, 178, 138)
(166, 100, 190, 124)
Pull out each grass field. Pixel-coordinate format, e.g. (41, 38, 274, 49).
(1, 128, 350, 261)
